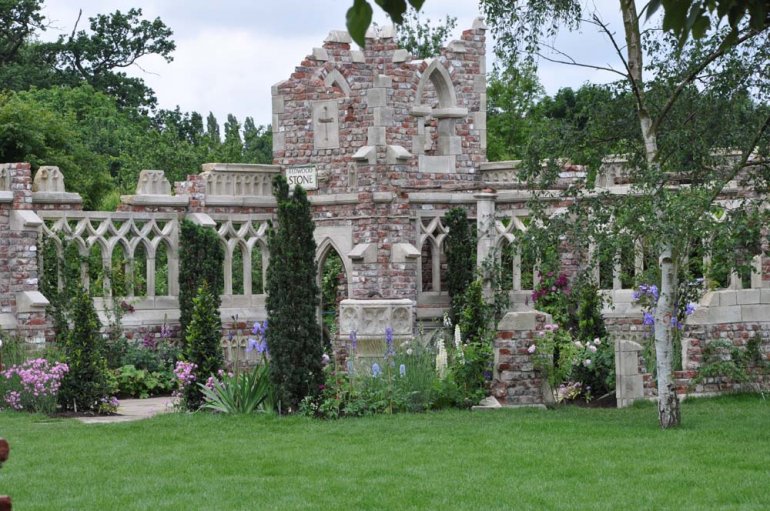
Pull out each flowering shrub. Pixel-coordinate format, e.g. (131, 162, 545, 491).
(527, 324, 580, 400)
(1, 359, 69, 414)
(300, 328, 441, 418)
(532, 272, 571, 325)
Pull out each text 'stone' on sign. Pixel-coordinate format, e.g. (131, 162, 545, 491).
(286, 166, 318, 191)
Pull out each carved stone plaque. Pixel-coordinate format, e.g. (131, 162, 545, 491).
(312, 100, 340, 150)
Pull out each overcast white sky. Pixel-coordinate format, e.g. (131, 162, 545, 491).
(42, 1, 629, 127)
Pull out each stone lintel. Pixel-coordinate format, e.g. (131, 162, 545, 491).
(120, 195, 189, 208)
(373, 192, 394, 203)
(201, 163, 281, 174)
(31, 192, 83, 205)
(410, 105, 432, 117)
(497, 311, 552, 332)
(408, 192, 475, 204)
(16, 291, 50, 313)
(203, 196, 277, 208)
(309, 193, 359, 206)
(185, 212, 216, 228)
(433, 107, 469, 119)
(10, 209, 43, 231)
(348, 243, 377, 263)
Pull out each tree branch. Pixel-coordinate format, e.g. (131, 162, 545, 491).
(536, 44, 626, 77)
(652, 28, 764, 136)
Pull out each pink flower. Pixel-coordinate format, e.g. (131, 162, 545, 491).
(583, 359, 592, 367)
(527, 344, 537, 354)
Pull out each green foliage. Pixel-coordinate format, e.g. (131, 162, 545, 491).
(395, 6, 456, 59)
(457, 279, 490, 344)
(694, 336, 768, 391)
(58, 287, 113, 413)
(300, 341, 440, 418)
(486, 64, 543, 161)
(345, 0, 426, 46)
(266, 175, 324, 411)
(199, 362, 275, 414)
(179, 220, 224, 338)
(183, 283, 224, 410)
(443, 207, 475, 324)
(321, 251, 344, 334)
(0, 334, 27, 368)
(114, 364, 173, 399)
(528, 326, 579, 401)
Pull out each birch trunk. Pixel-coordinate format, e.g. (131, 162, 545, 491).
(619, 0, 681, 427)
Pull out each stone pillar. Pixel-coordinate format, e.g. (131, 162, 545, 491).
(615, 339, 644, 408)
(491, 310, 551, 406)
(6, 164, 48, 344)
(475, 188, 497, 297)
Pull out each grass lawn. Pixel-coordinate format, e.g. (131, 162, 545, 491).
(0, 394, 768, 510)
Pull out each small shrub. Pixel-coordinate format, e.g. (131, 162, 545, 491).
(179, 219, 224, 339)
(58, 288, 116, 413)
(182, 283, 224, 410)
(114, 364, 174, 399)
(199, 361, 274, 414)
(0, 359, 69, 413)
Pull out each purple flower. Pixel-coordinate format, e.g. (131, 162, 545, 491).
(671, 317, 682, 329)
(371, 363, 381, 378)
(643, 312, 655, 326)
(399, 364, 406, 377)
(685, 303, 697, 316)
(385, 326, 395, 357)
(349, 330, 357, 351)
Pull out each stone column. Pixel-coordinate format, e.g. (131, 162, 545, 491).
(7, 163, 49, 344)
(615, 339, 644, 408)
(475, 188, 497, 297)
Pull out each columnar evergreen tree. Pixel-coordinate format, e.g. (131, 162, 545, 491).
(266, 175, 323, 411)
(183, 282, 224, 410)
(58, 287, 112, 413)
(179, 219, 224, 339)
(444, 207, 476, 325)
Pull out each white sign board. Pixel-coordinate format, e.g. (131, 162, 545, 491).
(286, 166, 318, 191)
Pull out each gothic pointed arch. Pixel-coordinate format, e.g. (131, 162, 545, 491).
(415, 59, 457, 109)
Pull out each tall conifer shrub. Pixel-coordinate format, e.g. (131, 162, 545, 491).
(444, 207, 476, 324)
(183, 282, 224, 410)
(179, 219, 224, 339)
(266, 176, 323, 411)
(58, 287, 112, 412)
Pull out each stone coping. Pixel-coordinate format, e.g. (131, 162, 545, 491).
(120, 194, 189, 207)
(31, 192, 83, 205)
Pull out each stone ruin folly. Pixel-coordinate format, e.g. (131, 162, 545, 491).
(1, 19, 769, 406)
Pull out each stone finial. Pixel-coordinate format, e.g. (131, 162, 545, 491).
(472, 17, 488, 30)
(365, 24, 395, 40)
(136, 170, 171, 195)
(325, 30, 352, 44)
(32, 166, 65, 193)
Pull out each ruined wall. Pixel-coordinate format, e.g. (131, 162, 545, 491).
(271, 21, 487, 304)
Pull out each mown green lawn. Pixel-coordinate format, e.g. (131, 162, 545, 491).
(0, 394, 768, 510)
